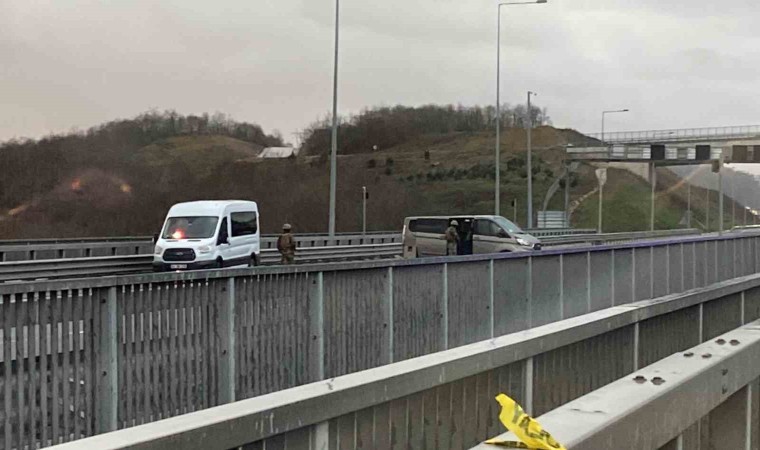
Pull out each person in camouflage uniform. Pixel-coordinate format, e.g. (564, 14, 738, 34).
(277, 223, 296, 265)
(445, 220, 459, 256)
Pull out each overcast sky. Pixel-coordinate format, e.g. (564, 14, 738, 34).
(2, 0, 760, 145)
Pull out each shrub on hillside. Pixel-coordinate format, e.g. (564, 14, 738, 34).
(300, 104, 551, 156)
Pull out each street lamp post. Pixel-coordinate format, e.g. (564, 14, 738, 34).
(494, 0, 547, 217)
(601, 109, 629, 144)
(328, 0, 340, 237)
(362, 186, 367, 235)
(527, 90, 537, 228)
(746, 206, 750, 227)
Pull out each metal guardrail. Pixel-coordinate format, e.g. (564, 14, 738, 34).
(0, 243, 403, 282)
(473, 321, 760, 449)
(0, 229, 704, 282)
(586, 124, 760, 145)
(541, 228, 701, 246)
(0, 232, 400, 262)
(0, 229, 716, 283)
(0, 229, 611, 263)
(44, 264, 760, 450)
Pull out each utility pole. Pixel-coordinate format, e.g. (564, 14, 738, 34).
(513, 199, 517, 224)
(731, 176, 736, 229)
(527, 91, 536, 228)
(705, 188, 710, 232)
(601, 109, 629, 144)
(687, 179, 691, 228)
(596, 168, 607, 234)
(494, 0, 547, 215)
(649, 163, 656, 231)
(564, 163, 570, 228)
(362, 186, 367, 234)
(718, 167, 723, 235)
(328, 0, 340, 237)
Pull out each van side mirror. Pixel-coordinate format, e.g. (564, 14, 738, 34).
(152, 233, 159, 244)
(218, 234, 229, 245)
(497, 229, 509, 238)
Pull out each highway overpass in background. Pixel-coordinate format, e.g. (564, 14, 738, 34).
(586, 124, 760, 146)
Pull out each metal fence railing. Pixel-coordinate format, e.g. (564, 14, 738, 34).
(40, 251, 760, 450)
(0, 232, 400, 262)
(0, 229, 703, 282)
(3, 231, 760, 448)
(541, 228, 701, 247)
(0, 243, 403, 282)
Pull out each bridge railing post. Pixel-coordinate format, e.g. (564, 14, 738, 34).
(96, 286, 118, 433)
(383, 267, 394, 363)
(217, 278, 236, 404)
(489, 260, 495, 338)
(309, 272, 325, 381)
(706, 383, 754, 449)
(441, 263, 449, 350)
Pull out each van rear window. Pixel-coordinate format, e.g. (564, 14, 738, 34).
(231, 211, 258, 237)
(409, 219, 447, 234)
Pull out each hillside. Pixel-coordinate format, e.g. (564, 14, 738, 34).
(0, 108, 751, 238)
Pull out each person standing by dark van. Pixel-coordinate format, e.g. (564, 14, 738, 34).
(277, 223, 296, 264)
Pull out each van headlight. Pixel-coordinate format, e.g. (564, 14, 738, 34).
(154, 245, 163, 255)
(516, 238, 531, 247)
(198, 245, 212, 254)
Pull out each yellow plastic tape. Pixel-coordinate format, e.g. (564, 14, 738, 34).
(484, 394, 567, 450)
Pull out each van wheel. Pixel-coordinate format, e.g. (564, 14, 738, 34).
(249, 254, 259, 267)
(215, 258, 224, 269)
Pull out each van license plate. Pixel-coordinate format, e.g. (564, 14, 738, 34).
(170, 264, 187, 269)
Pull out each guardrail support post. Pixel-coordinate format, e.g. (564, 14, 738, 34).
(442, 263, 449, 350)
(650, 162, 656, 232)
(96, 286, 118, 433)
(698, 303, 704, 343)
(314, 421, 330, 450)
(707, 384, 751, 449)
(489, 260, 495, 338)
(309, 272, 325, 381)
(527, 257, 534, 327)
(633, 322, 640, 370)
(525, 357, 534, 416)
(218, 278, 236, 404)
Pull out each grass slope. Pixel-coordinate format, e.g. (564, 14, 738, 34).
(0, 127, 747, 238)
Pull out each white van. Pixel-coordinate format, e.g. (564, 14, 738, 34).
(153, 200, 260, 272)
(402, 215, 541, 258)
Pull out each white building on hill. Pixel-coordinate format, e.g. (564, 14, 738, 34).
(259, 147, 300, 158)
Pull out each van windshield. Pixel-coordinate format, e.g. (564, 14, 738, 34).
(162, 216, 219, 240)
(493, 216, 523, 234)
